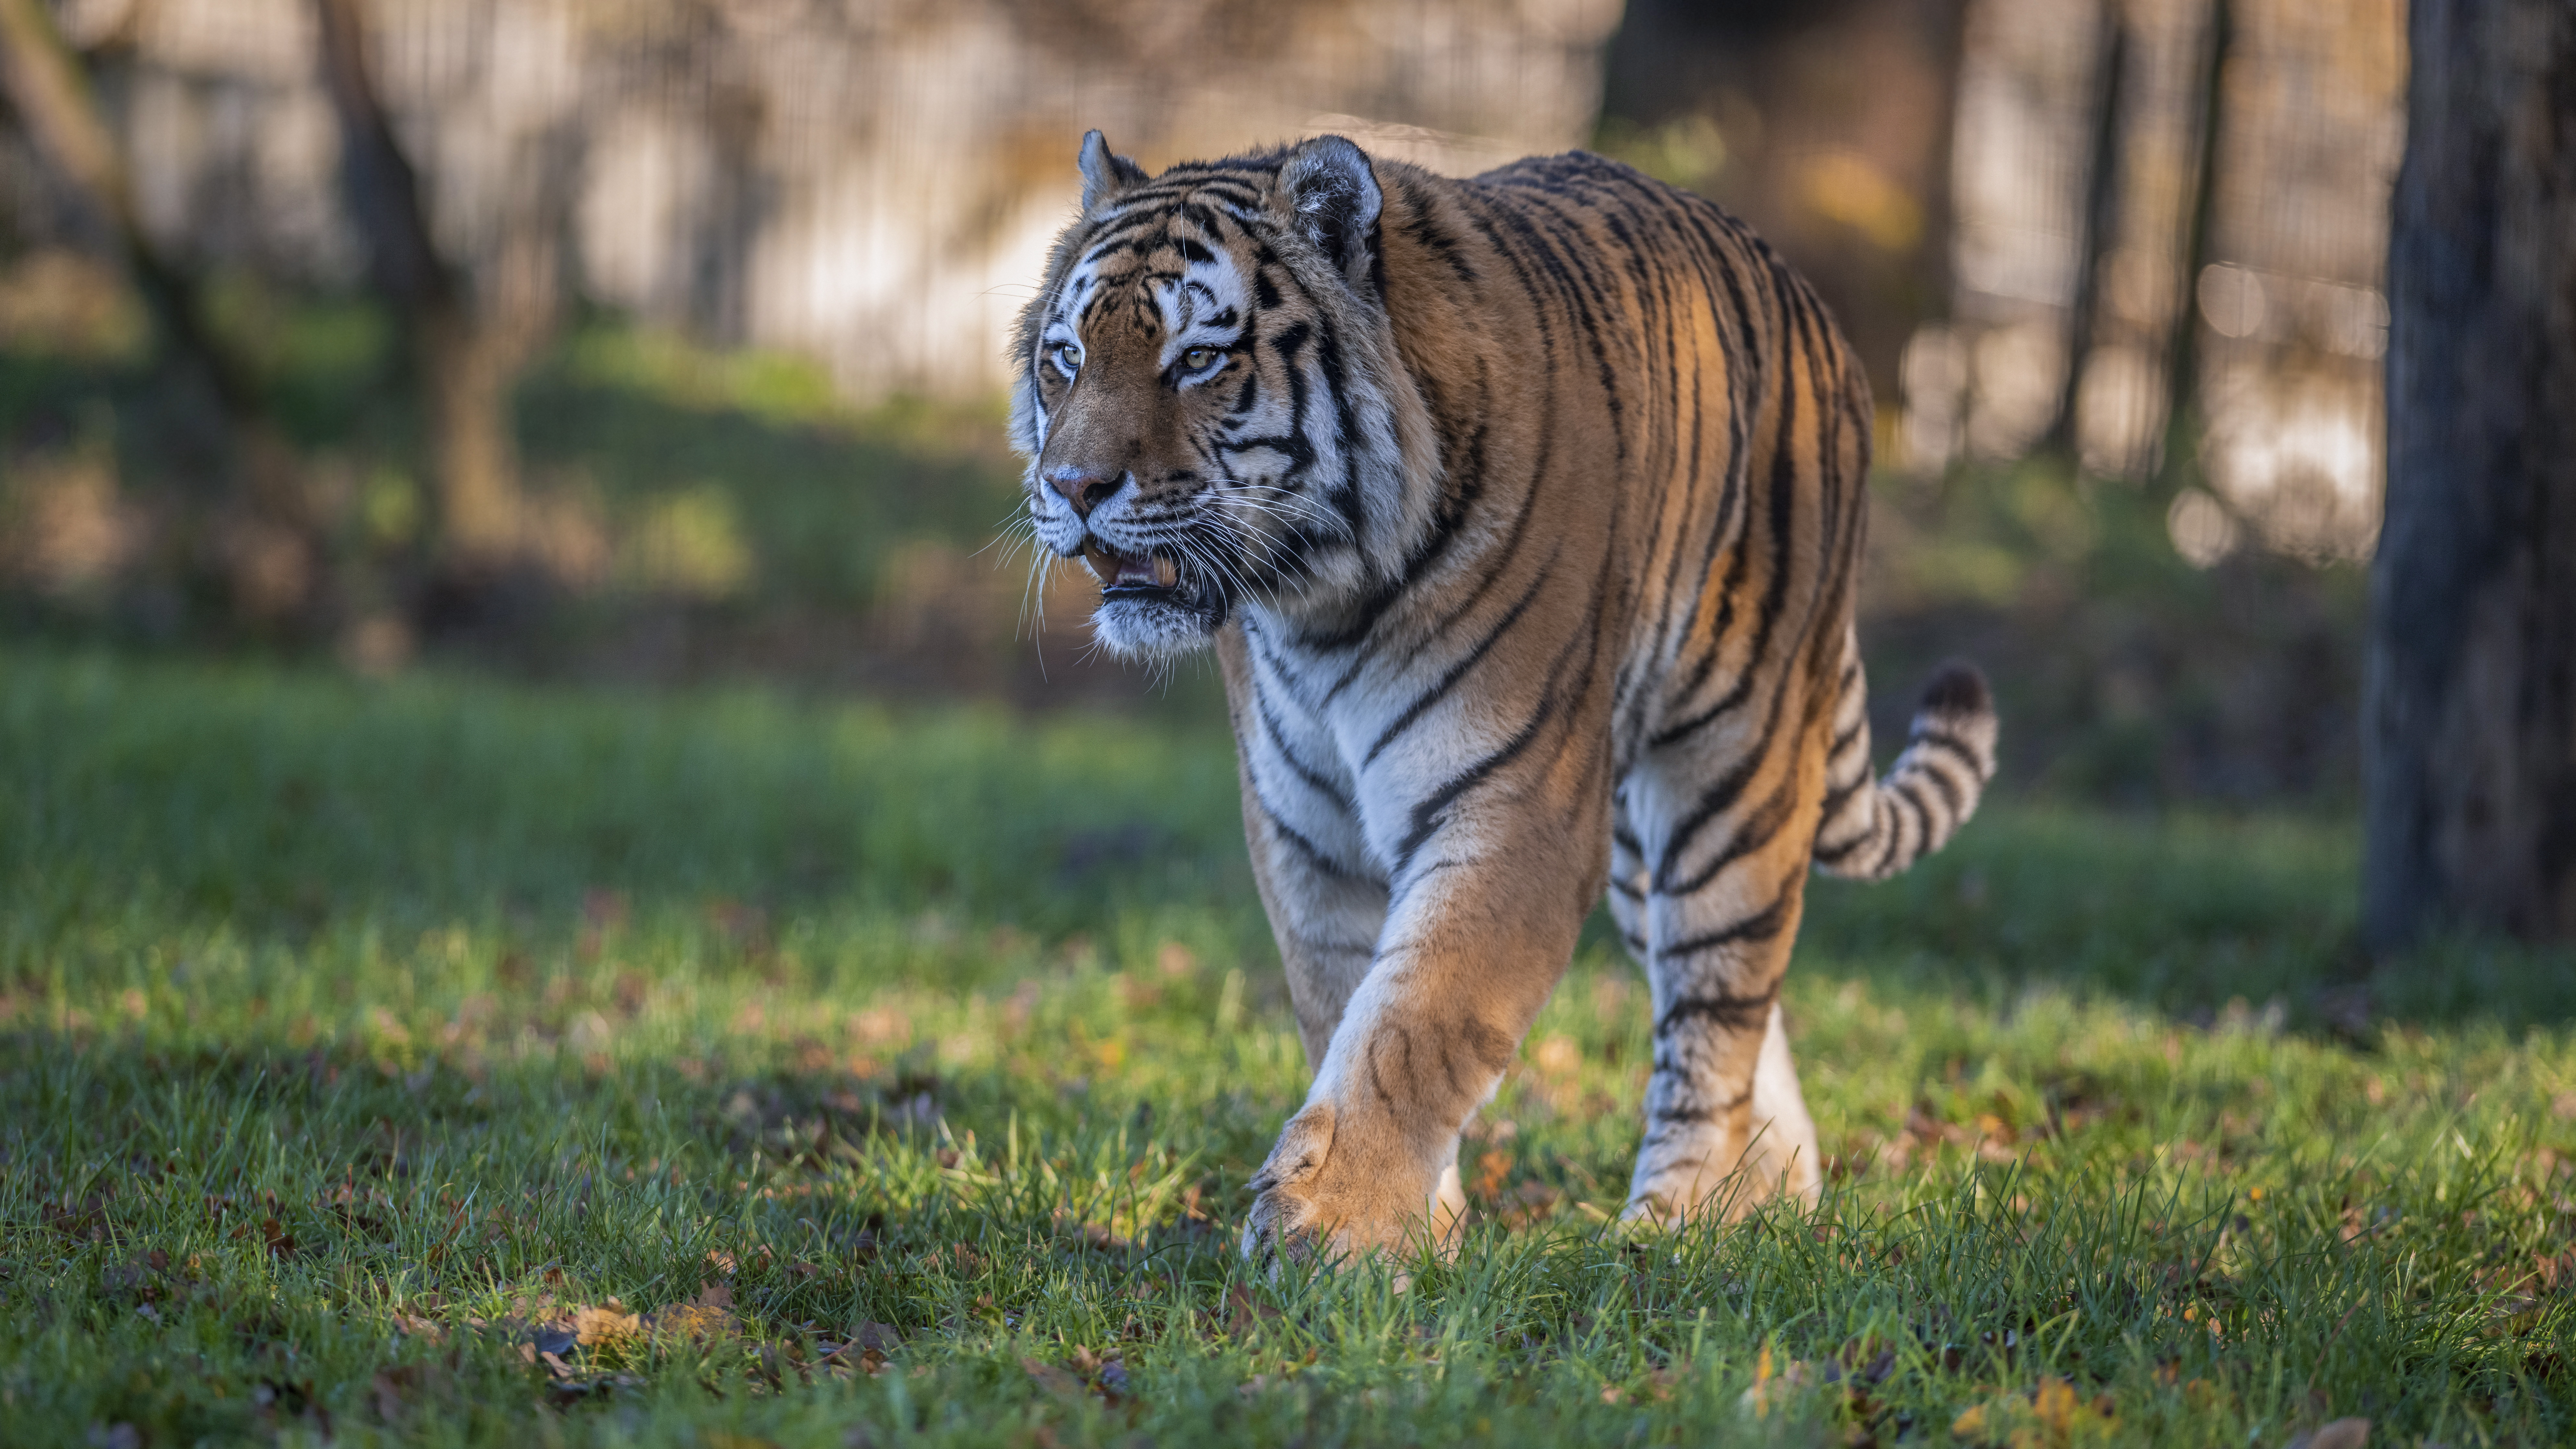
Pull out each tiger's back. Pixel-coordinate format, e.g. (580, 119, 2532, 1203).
(1012, 135, 1995, 1258)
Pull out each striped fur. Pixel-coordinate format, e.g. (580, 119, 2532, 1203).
(1009, 132, 1998, 1260)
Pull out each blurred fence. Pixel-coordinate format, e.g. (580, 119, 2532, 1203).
(2, 0, 2404, 569)
(15, 0, 1620, 398)
(1901, 0, 2402, 564)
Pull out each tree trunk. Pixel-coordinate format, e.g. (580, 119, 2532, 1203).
(2366, 0, 2576, 948)
(2042, 7, 2126, 462)
(314, 0, 539, 570)
(2156, 0, 2231, 493)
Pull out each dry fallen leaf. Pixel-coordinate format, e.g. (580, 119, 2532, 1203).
(644, 1281, 742, 1344)
(573, 1302, 641, 1348)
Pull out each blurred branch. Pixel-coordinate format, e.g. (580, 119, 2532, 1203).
(0, 0, 257, 419)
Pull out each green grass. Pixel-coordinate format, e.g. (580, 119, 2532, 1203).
(3, 647, 2571, 1447)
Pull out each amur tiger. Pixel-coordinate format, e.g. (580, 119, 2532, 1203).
(1008, 130, 1997, 1262)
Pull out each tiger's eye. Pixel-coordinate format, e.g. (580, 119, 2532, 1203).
(1182, 347, 1221, 372)
(1052, 342, 1082, 374)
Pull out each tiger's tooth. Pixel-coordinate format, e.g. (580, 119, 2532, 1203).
(1153, 556, 1178, 588)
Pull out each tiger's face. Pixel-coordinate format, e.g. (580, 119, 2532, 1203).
(1012, 132, 1430, 660)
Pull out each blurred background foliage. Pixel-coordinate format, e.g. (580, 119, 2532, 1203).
(0, 0, 2396, 806)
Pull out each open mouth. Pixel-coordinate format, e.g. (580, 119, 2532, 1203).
(1081, 540, 1184, 599)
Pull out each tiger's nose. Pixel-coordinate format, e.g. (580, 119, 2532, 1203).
(1045, 466, 1124, 518)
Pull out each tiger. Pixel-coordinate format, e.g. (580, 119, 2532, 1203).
(1008, 130, 1997, 1262)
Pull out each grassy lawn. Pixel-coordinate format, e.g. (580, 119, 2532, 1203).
(3, 647, 2571, 1447)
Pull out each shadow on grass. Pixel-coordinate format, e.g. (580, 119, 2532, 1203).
(6, 646, 2572, 1047)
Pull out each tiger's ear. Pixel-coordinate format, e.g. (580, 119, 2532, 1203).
(1078, 130, 1148, 214)
(1277, 135, 1383, 296)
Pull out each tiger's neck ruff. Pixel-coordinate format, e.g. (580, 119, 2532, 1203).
(1010, 133, 1998, 1263)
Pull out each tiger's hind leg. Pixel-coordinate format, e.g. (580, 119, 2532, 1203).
(1616, 710, 1827, 1225)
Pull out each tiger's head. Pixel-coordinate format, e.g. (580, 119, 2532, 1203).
(1009, 132, 1439, 660)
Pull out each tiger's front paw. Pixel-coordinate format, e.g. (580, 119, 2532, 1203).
(1240, 1101, 1465, 1267)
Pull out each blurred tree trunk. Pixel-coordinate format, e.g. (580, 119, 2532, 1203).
(2157, 0, 2231, 493)
(2042, 9, 2126, 462)
(314, 0, 557, 574)
(2366, 0, 2576, 948)
(0, 0, 315, 620)
(1598, 0, 1968, 403)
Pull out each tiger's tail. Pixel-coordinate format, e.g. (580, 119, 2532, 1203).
(1810, 629, 1999, 882)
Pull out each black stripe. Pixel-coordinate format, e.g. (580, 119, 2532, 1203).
(1829, 714, 1868, 763)
(1816, 772, 1870, 832)
(1660, 767, 1801, 897)
(1255, 795, 1360, 882)
(1255, 687, 1351, 809)
(1389, 707, 1549, 881)
(1654, 978, 1781, 1037)
(1909, 728, 1990, 781)
(1909, 753, 1966, 816)
(1870, 784, 1927, 877)
(1362, 555, 1554, 766)
(1652, 661, 1800, 882)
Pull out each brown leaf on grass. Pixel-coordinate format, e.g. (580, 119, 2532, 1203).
(819, 1321, 903, 1376)
(102, 1248, 176, 1303)
(2287, 1420, 2371, 1449)
(43, 1192, 111, 1241)
(574, 1302, 642, 1348)
(644, 1281, 741, 1345)
(387, 1311, 442, 1343)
